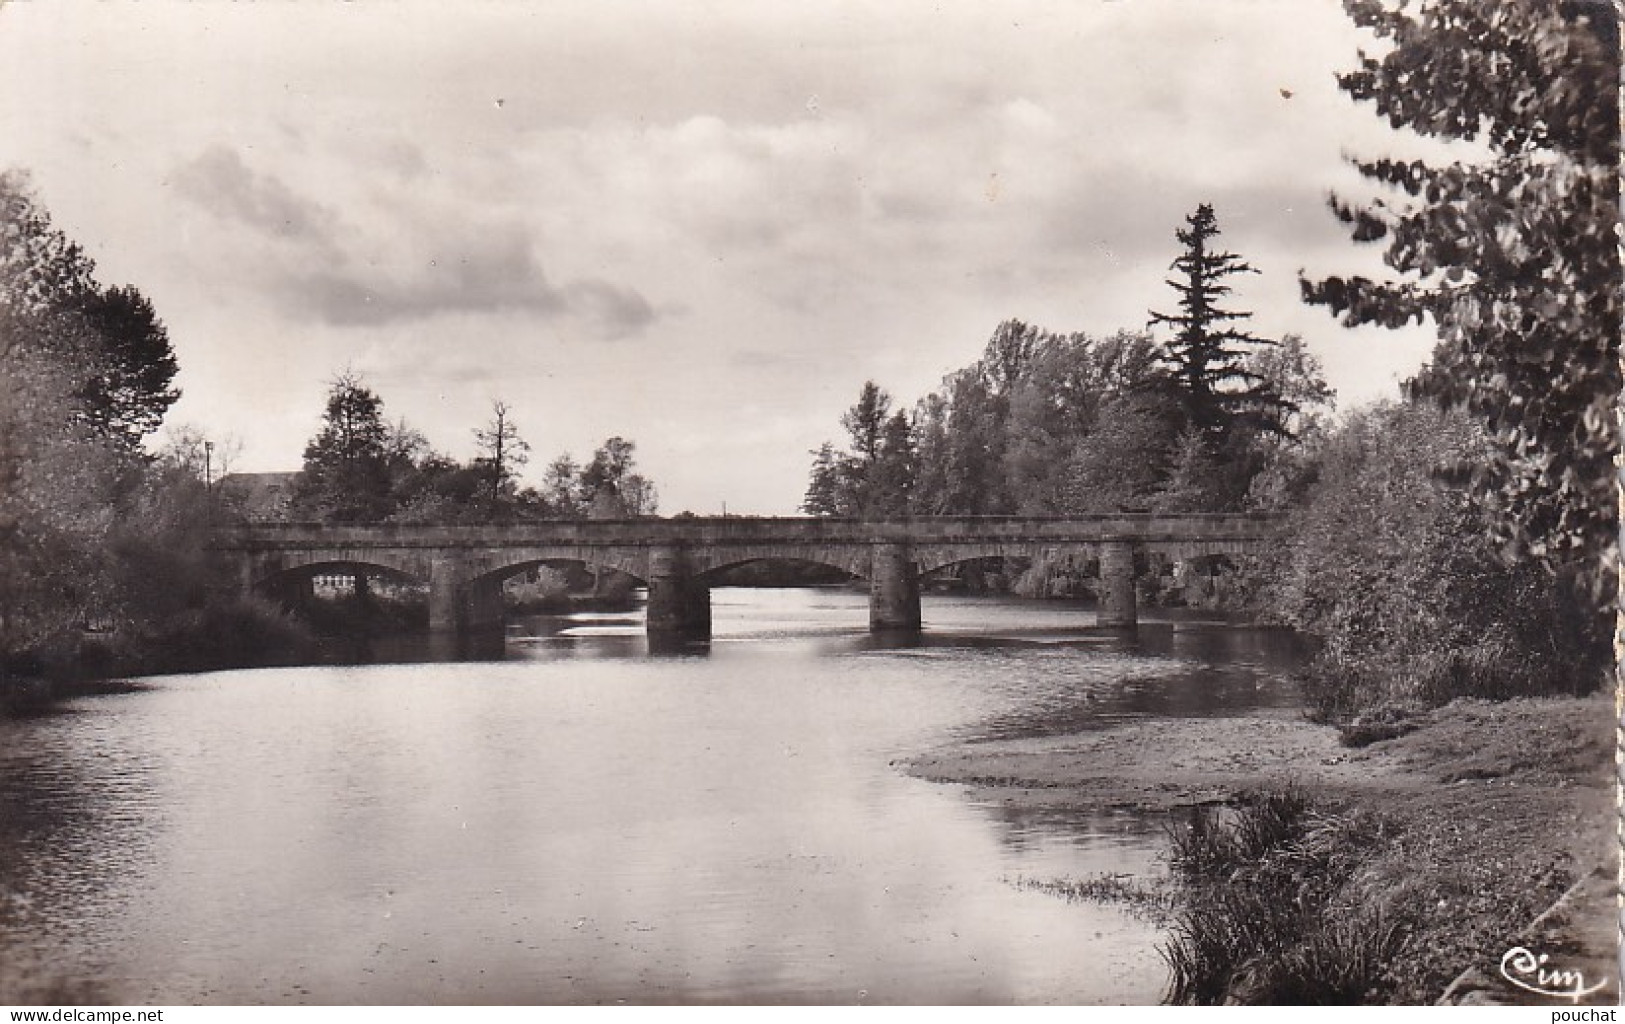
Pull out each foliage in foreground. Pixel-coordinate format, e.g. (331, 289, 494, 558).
(0, 173, 229, 689)
(1162, 790, 1403, 1004)
(1306, 0, 1620, 597)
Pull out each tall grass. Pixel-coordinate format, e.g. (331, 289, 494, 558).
(1161, 790, 1405, 1004)
(1300, 623, 1601, 731)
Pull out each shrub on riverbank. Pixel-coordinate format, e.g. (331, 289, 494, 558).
(1162, 790, 1403, 1004)
(1300, 614, 1601, 728)
(1241, 402, 1610, 725)
(98, 595, 319, 676)
(1, 596, 317, 714)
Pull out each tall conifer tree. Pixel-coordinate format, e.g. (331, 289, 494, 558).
(1149, 204, 1289, 438)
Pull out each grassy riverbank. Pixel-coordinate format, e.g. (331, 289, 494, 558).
(903, 694, 1616, 1004)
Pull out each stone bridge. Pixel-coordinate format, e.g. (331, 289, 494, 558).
(210, 514, 1283, 639)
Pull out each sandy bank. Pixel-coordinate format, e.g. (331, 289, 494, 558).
(902, 707, 1416, 811)
(902, 695, 1618, 1004)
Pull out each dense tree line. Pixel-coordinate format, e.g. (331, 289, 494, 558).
(288, 374, 658, 525)
(804, 208, 1328, 521)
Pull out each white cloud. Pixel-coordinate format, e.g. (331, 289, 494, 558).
(170, 144, 661, 337)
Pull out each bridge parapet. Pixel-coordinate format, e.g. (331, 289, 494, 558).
(212, 513, 1282, 550)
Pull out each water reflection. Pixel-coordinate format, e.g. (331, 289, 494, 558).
(0, 588, 1303, 1005)
(975, 801, 1169, 866)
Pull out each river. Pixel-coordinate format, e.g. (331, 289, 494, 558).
(0, 587, 1306, 1005)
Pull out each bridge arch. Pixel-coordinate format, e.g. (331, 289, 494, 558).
(918, 551, 1039, 577)
(247, 558, 430, 632)
(247, 553, 428, 592)
(688, 545, 872, 580)
(914, 542, 1088, 578)
(917, 553, 1040, 598)
(445, 550, 654, 635)
(696, 553, 867, 586)
(464, 551, 652, 590)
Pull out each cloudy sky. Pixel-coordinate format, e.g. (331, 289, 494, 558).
(0, 0, 1440, 513)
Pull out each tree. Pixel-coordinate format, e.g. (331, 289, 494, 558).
(1063, 391, 1181, 513)
(1149, 204, 1289, 438)
(158, 424, 241, 484)
(68, 285, 180, 450)
(804, 381, 913, 516)
(840, 381, 892, 465)
(617, 475, 659, 518)
(907, 394, 954, 515)
(1242, 334, 1335, 440)
(1303, 0, 1619, 586)
(1002, 330, 1163, 513)
(0, 175, 301, 688)
(472, 400, 531, 509)
(932, 322, 1049, 513)
(580, 436, 634, 497)
(809, 382, 919, 516)
(0, 171, 95, 317)
(1151, 428, 1249, 513)
(579, 437, 657, 517)
(540, 454, 586, 518)
(1235, 335, 1337, 513)
(813, 325, 1176, 518)
(0, 314, 121, 673)
(870, 409, 916, 515)
(802, 442, 846, 515)
(0, 174, 178, 451)
(936, 369, 1009, 514)
(0, 177, 129, 677)
(978, 318, 1044, 398)
(293, 372, 395, 522)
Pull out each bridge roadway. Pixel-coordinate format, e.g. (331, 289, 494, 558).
(211, 514, 1283, 639)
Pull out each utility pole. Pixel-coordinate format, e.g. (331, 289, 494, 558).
(203, 440, 214, 524)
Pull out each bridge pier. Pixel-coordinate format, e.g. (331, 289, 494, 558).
(646, 546, 711, 643)
(465, 574, 505, 632)
(428, 555, 507, 634)
(428, 555, 461, 633)
(869, 542, 921, 631)
(1097, 540, 1137, 628)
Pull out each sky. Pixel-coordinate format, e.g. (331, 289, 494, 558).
(0, 0, 1443, 514)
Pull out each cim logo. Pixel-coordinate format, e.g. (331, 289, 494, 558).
(1498, 946, 1608, 1002)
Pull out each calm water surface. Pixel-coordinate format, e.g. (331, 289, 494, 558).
(0, 588, 1306, 1005)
